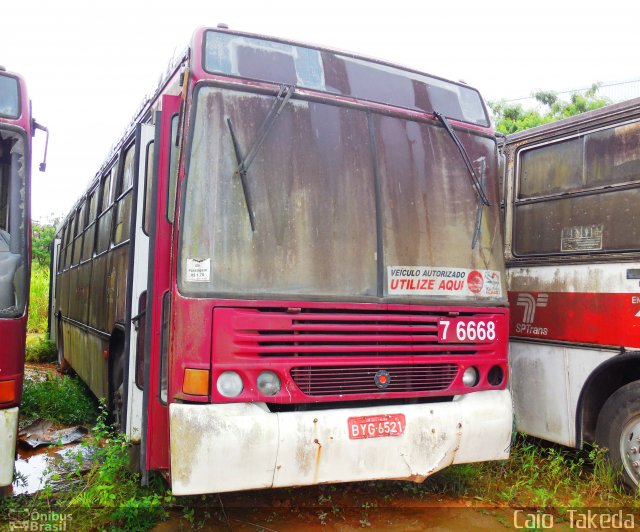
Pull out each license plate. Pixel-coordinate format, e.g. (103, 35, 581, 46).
(348, 414, 406, 440)
(438, 317, 497, 343)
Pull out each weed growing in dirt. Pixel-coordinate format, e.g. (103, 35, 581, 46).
(421, 434, 636, 509)
(25, 334, 57, 363)
(60, 407, 174, 530)
(21, 374, 98, 425)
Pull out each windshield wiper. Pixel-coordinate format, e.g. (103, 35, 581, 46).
(227, 118, 256, 231)
(434, 112, 490, 249)
(433, 112, 491, 207)
(227, 85, 295, 232)
(472, 158, 487, 249)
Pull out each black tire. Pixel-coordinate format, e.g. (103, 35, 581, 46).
(57, 318, 70, 373)
(595, 381, 640, 491)
(109, 350, 126, 433)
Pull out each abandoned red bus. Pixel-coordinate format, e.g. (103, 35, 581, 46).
(51, 27, 511, 495)
(503, 97, 640, 489)
(0, 67, 47, 490)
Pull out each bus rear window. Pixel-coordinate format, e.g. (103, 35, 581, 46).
(0, 75, 20, 119)
(203, 30, 489, 127)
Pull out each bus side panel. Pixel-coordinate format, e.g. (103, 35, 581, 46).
(89, 254, 109, 331)
(510, 340, 615, 446)
(108, 245, 129, 327)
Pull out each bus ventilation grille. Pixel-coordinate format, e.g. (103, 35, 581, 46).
(290, 364, 458, 396)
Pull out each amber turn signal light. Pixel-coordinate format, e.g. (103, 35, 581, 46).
(0, 379, 16, 404)
(183, 369, 210, 396)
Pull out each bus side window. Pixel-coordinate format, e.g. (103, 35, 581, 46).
(166, 115, 179, 223)
(72, 200, 87, 265)
(113, 143, 135, 245)
(82, 186, 99, 261)
(58, 224, 67, 272)
(96, 167, 115, 254)
(143, 141, 154, 236)
(64, 213, 76, 268)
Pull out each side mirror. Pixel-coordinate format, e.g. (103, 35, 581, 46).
(32, 119, 49, 172)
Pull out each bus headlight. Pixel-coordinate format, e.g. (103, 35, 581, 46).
(257, 371, 281, 396)
(216, 371, 243, 397)
(462, 366, 479, 387)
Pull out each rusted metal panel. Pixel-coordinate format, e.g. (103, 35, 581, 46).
(88, 254, 108, 331)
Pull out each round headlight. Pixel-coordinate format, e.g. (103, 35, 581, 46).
(257, 371, 281, 396)
(462, 366, 479, 387)
(216, 371, 243, 397)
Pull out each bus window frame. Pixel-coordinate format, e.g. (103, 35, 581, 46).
(200, 29, 490, 129)
(511, 121, 640, 259)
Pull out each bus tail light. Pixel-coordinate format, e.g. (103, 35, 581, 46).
(183, 368, 210, 396)
(0, 380, 16, 404)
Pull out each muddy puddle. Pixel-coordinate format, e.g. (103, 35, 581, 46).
(11, 441, 94, 496)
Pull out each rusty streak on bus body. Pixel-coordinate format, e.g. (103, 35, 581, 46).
(502, 96, 640, 490)
(52, 26, 512, 495)
(0, 68, 32, 489)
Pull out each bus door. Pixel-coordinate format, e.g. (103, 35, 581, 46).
(141, 95, 180, 477)
(125, 123, 154, 443)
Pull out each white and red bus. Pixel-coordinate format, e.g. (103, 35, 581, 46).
(51, 27, 512, 495)
(503, 97, 640, 488)
(0, 67, 47, 490)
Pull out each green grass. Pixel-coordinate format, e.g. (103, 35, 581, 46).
(422, 434, 636, 508)
(25, 334, 57, 363)
(21, 374, 98, 425)
(28, 262, 50, 335)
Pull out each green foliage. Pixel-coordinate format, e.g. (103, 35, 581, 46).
(60, 406, 174, 531)
(489, 83, 611, 134)
(31, 220, 58, 267)
(28, 262, 50, 334)
(25, 334, 57, 363)
(21, 374, 98, 425)
(421, 434, 634, 508)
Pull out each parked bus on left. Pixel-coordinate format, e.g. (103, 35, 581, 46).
(0, 66, 47, 492)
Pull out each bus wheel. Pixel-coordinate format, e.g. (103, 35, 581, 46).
(109, 351, 125, 433)
(596, 381, 640, 491)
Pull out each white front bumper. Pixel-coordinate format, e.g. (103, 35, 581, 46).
(169, 390, 512, 495)
(0, 407, 18, 487)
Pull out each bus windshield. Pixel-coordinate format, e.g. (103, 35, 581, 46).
(203, 30, 489, 127)
(179, 85, 504, 301)
(0, 75, 20, 119)
(0, 129, 27, 317)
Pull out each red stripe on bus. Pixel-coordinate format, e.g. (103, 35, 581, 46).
(508, 291, 640, 348)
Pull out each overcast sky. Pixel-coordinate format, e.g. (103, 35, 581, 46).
(3, 0, 639, 221)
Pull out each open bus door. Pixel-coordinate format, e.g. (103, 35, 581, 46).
(141, 95, 181, 480)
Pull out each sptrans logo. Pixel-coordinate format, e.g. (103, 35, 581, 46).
(515, 293, 549, 336)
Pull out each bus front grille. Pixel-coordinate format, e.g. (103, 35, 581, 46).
(290, 364, 458, 396)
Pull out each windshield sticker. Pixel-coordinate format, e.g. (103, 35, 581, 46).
(186, 258, 211, 282)
(561, 224, 603, 252)
(388, 267, 502, 298)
